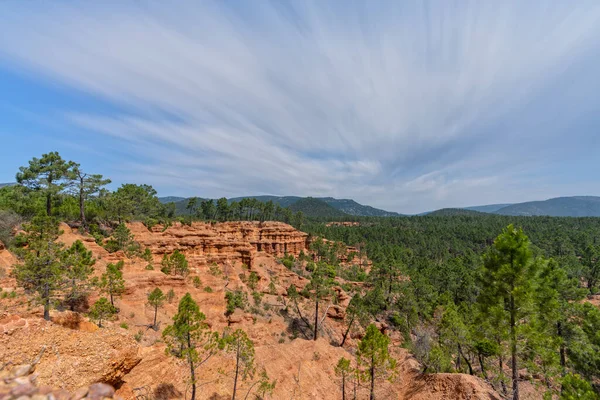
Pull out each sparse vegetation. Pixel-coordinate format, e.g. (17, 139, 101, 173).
(89, 297, 116, 327)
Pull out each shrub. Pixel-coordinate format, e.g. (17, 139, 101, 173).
(145, 264, 154, 270)
(166, 289, 176, 303)
(120, 322, 129, 329)
(247, 272, 259, 290)
(141, 248, 153, 263)
(192, 276, 201, 288)
(144, 218, 158, 230)
(134, 330, 143, 342)
(252, 291, 263, 306)
(203, 286, 213, 293)
(209, 263, 222, 277)
(225, 290, 247, 315)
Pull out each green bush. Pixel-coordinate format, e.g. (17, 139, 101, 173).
(145, 264, 154, 270)
(225, 290, 247, 315)
(120, 322, 129, 329)
(103, 239, 120, 253)
(192, 276, 202, 288)
(203, 286, 213, 293)
(252, 291, 263, 306)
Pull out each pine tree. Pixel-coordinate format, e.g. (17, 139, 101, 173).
(113, 223, 135, 252)
(582, 244, 600, 294)
(305, 263, 335, 340)
(340, 294, 368, 347)
(70, 165, 111, 227)
(89, 297, 116, 327)
(13, 216, 65, 320)
(163, 293, 219, 400)
(334, 357, 353, 400)
(357, 324, 396, 400)
(220, 328, 255, 400)
(439, 303, 474, 375)
(186, 197, 198, 223)
(62, 240, 95, 311)
(160, 250, 189, 276)
(147, 287, 165, 329)
(217, 197, 229, 221)
(100, 261, 125, 308)
(200, 199, 216, 220)
(478, 225, 540, 400)
(16, 152, 76, 216)
(171, 250, 189, 276)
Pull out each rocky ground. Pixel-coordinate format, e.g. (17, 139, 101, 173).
(0, 221, 511, 399)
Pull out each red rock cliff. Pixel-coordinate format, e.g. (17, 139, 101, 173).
(128, 221, 309, 268)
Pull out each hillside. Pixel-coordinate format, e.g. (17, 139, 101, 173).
(288, 197, 348, 217)
(160, 195, 399, 217)
(0, 221, 502, 400)
(464, 203, 513, 213)
(319, 197, 401, 216)
(495, 196, 600, 217)
(229, 195, 302, 208)
(427, 208, 485, 217)
(158, 196, 186, 204)
(0, 182, 15, 188)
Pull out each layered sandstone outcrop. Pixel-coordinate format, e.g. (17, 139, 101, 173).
(129, 221, 309, 268)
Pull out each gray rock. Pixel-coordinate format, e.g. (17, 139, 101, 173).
(87, 383, 114, 400)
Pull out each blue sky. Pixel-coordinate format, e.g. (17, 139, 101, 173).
(1, 1, 600, 214)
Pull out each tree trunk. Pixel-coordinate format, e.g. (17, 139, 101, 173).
(341, 373, 346, 400)
(478, 354, 487, 379)
(510, 294, 519, 400)
(557, 322, 566, 375)
(153, 304, 158, 328)
(458, 344, 473, 375)
(232, 340, 240, 400)
(188, 332, 196, 400)
(499, 354, 507, 396)
(370, 354, 375, 400)
(79, 177, 86, 226)
(43, 299, 50, 321)
(70, 278, 77, 311)
(313, 298, 319, 341)
(340, 316, 355, 347)
(46, 193, 52, 216)
(43, 284, 50, 321)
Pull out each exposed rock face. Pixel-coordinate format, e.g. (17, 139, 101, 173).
(0, 314, 141, 391)
(129, 221, 309, 268)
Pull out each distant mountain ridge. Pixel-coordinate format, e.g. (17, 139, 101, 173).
(464, 204, 513, 213)
(160, 194, 600, 218)
(159, 195, 401, 218)
(427, 208, 485, 217)
(494, 196, 600, 217)
(430, 196, 600, 217)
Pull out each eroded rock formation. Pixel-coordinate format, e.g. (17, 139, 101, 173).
(130, 221, 309, 269)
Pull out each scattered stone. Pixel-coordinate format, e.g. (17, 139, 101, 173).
(11, 365, 32, 378)
(10, 381, 36, 397)
(69, 387, 88, 400)
(87, 383, 114, 400)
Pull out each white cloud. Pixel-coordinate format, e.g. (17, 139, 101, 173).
(1, 1, 600, 213)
